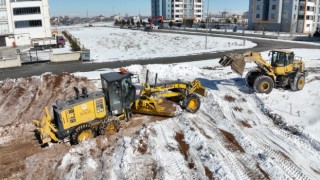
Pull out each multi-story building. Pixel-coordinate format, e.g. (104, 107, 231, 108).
(248, 0, 320, 34)
(0, 0, 51, 47)
(151, 0, 203, 22)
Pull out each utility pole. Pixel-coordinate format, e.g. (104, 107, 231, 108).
(205, 0, 209, 50)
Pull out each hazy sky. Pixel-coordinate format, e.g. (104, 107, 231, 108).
(49, 0, 249, 17)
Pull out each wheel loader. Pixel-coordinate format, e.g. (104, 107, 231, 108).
(219, 50, 306, 94)
(33, 68, 206, 145)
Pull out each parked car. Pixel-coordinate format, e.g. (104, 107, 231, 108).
(144, 26, 152, 32)
(132, 26, 139, 30)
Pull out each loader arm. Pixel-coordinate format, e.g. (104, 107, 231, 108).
(219, 51, 274, 77)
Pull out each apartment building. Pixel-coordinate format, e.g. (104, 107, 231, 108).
(151, 0, 203, 22)
(0, 0, 51, 47)
(248, 0, 320, 34)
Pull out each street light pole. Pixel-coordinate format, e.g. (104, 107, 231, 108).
(205, 0, 209, 50)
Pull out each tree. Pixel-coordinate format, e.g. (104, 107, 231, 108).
(137, 21, 140, 28)
(121, 19, 126, 26)
(131, 18, 135, 26)
(233, 18, 238, 24)
(142, 21, 146, 27)
(126, 19, 130, 26)
(114, 19, 120, 26)
(169, 21, 174, 28)
(177, 23, 182, 28)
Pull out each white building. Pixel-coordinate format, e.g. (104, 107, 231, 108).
(0, 0, 51, 47)
(151, 0, 204, 22)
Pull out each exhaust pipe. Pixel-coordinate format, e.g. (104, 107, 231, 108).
(154, 73, 158, 87)
(82, 87, 88, 97)
(74, 87, 80, 99)
(146, 70, 149, 85)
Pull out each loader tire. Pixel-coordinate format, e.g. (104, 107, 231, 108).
(98, 117, 120, 135)
(71, 123, 96, 145)
(183, 94, 201, 113)
(253, 75, 274, 94)
(290, 73, 305, 91)
(245, 69, 260, 87)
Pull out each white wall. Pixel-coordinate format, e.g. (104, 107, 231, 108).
(5, 0, 51, 46)
(0, 55, 21, 68)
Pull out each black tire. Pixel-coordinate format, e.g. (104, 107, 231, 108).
(290, 73, 305, 91)
(253, 75, 274, 94)
(98, 117, 121, 135)
(182, 94, 201, 113)
(71, 123, 96, 145)
(245, 69, 260, 87)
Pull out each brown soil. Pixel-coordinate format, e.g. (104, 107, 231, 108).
(240, 121, 252, 128)
(192, 121, 212, 139)
(175, 132, 190, 161)
(219, 129, 245, 153)
(224, 95, 236, 102)
(0, 140, 42, 179)
(188, 162, 195, 169)
(0, 73, 95, 179)
(0, 73, 95, 128)
(256, 164, 270, 179)
(201, 66, 219, 70)
(233, 107, 243, 112)
(204, 166, 214, 180)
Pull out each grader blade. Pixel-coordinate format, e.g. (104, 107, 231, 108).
(219, 54, 246, 76)
(132, 98, 177, 117)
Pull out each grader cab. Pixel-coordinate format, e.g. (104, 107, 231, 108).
(33, 69, 207, 145)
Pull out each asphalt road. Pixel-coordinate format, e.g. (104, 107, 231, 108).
(0, 30, 319, 81)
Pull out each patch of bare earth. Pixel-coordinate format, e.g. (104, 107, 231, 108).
(240, 120, 252, 128)
(219, 129, 245, 153)
(0, 73, 96, 179)
(204, 166, 214, 180)
(224, 95, 236, 102)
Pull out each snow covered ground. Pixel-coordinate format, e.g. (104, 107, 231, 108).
(66, 26, 256, 62)
(1, 22, 320, 179)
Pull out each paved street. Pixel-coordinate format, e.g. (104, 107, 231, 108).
(0, 31, 319, 80)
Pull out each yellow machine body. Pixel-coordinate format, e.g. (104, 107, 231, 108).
(60, 97, 107, 129)
(33, 70, 207, 145)
(219, 50, 306, 93)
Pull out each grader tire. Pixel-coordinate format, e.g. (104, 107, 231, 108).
(71, 123, 96, 145)
(245, 69, 260, 87)
(253, 75, 274, 94)
(290, 73, 305, 91)
(183, 94, 201, 113)
(98, 117, 120, 135)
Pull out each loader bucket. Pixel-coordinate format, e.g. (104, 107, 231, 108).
(219, 54, 246, 76)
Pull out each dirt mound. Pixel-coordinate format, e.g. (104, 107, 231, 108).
(0, 73, 96, 179)
(0, 73, 96, 139)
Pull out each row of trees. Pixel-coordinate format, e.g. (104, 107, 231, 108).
(114, 19, 148, 27)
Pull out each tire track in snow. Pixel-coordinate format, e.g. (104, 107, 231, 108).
(210, 80, 317, 179)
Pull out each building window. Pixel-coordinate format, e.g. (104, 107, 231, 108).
(272, 5, 276, 10)
(298, 15, 304, 20)
(14, 20, 42, 28)
(256, 14, 260, 18)
(13, 7, 41, 15)
(271, 14, 275, 19)
(257, 5, 260, 10)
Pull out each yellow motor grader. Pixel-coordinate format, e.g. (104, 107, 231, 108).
(219, 50, 306, 94)
(33, 69, 206, 145)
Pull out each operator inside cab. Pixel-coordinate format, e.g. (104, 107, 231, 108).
(271, 51, 294, 67)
